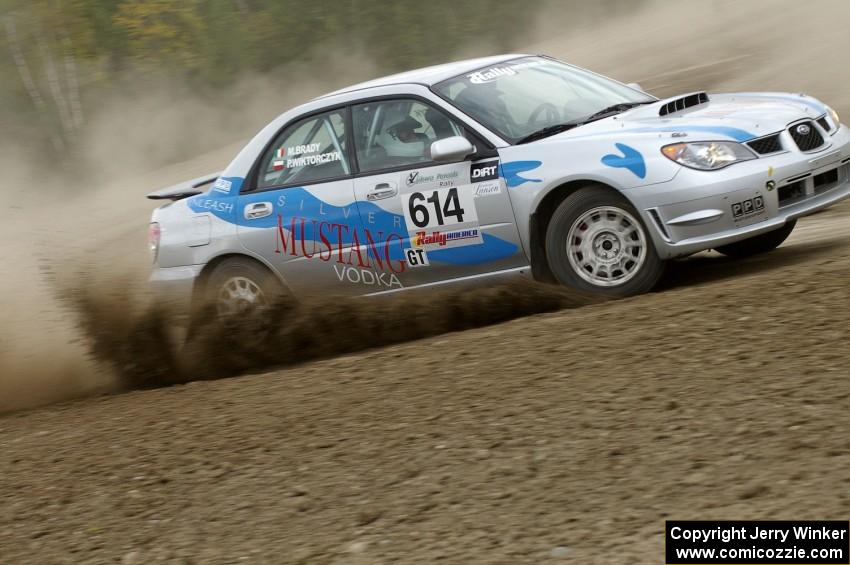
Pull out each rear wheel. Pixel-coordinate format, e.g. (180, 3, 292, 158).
(203, 257, 285, 317)
(545, 186, 664, 297)
(714, 220, 796, 258)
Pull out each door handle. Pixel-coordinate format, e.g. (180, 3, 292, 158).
(244, 201, 273, 220)
(367, 182, 397, 201)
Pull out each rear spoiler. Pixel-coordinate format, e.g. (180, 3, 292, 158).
(146, 171, 223, 201)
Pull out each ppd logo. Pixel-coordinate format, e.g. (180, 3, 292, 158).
(471, 160, 499, 182)
(732, 195, 765, 218)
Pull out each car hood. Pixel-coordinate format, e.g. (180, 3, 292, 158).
(549, 92, 828, 144)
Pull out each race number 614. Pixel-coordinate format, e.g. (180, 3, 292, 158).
(408, 187, 466, 228)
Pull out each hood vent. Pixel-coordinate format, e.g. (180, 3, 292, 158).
(659, 92, 709, 116)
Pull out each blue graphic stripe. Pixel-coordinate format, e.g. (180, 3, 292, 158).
(500, 161, 542, 188)
(601, 143, 646, 179)
(429, 234, 517, 265)
(188, 180, 517, 266)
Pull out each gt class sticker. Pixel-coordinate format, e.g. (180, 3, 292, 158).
(405, 247, 430, 267)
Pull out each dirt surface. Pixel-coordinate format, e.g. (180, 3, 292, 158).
(4, 2, 850, 562)
(3, 202, 850, 564)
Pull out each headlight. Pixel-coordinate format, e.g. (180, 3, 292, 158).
(661, 141, 756, 171)
(828, 105, 840, 127)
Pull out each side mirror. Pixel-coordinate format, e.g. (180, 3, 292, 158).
(626, 82, 645, 92)
(430, 136, 474, 162)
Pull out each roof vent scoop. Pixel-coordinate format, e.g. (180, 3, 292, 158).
(658, 92, 710, 116)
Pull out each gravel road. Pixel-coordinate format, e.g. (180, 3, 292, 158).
(5, 3, 850, 558)
(2, 202, 850, 564)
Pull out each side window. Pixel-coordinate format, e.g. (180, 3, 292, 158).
(257, 110, 350, 190)
(352, 99, 464, 174)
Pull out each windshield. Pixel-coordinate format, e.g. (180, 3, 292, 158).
(434, 56, 655, 143)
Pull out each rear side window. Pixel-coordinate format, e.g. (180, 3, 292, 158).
(257, 110, 350, 189)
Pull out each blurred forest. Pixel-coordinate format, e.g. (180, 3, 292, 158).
(0, 1, 537, 156)
(0, 0, 644, 178)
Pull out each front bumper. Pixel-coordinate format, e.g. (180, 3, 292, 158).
(149, 264, 203, 317)
(629, 125, 850, 259)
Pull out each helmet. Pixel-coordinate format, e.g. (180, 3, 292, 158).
(380, 115, 429, 158)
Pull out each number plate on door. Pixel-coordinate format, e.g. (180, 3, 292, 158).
(402, 186, 482, 250)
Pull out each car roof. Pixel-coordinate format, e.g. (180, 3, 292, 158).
(317, 53, 530, 99)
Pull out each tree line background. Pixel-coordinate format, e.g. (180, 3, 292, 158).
(0, 0, 641, 177)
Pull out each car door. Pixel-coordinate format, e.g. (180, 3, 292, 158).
(237, 108, 391, 296)
(350, 98, 526, 292)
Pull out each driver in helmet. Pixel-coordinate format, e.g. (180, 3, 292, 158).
(384, 115, 430, 160)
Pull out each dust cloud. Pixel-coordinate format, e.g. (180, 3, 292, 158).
(0, 51, 381, 413)
(530, 0, 850, 113)
(67, 279, 597, 390)
(2, 0, 848, 413)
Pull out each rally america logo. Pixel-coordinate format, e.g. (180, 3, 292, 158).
(468, 66, 518, 84)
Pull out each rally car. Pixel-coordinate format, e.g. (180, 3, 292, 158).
(148, 54, 850, 315)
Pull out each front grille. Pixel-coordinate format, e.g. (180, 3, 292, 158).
(789, 121, 825, 151)
(817, 116, 831, 133)
(747, 134, 783, 154)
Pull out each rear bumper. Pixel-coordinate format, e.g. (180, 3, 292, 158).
(149, 264, 203, 316)
(629, 126, 850, 258)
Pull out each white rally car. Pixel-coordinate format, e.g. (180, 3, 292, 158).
(148, 54, 850, 315)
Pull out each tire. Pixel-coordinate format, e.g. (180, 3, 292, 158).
(544, 185, 664, 297)
(202, 257, 286, 317)
(714, 220, 796, 258)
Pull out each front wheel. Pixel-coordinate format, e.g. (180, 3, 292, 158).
(545, 186, 664, 297)
(714, 220, 796, 258)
